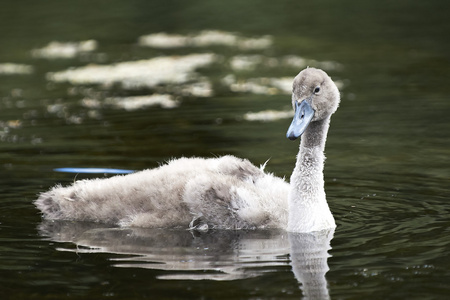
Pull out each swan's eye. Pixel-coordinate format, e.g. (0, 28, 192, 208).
(313, 87, 321, 94)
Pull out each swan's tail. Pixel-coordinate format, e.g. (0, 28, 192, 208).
(34, 184, 85, 221)
(34, 188, 64, 220)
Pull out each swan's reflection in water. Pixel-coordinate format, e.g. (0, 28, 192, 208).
(38, 221, 333, 299)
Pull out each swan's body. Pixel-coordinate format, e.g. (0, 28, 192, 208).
(35, 67, 340, 232)
(37, 156, 290, 229)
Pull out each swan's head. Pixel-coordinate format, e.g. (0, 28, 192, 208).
(286, 67, 340, 140)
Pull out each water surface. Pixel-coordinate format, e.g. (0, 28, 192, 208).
(0, 0, 449, 299)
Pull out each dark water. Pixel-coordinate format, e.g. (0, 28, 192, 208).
(1, 0, 449, 299)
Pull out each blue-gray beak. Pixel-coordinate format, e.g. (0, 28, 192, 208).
(286, 100, 315, 140)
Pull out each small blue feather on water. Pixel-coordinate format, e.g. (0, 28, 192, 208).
(54, 168, 134, 174)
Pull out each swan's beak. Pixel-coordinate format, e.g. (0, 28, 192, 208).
(286, 100, 315, 140)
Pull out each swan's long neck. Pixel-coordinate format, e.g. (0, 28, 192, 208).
(287, 117, 336, 232)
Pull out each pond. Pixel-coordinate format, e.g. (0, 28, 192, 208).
(0, 0, 449, 299)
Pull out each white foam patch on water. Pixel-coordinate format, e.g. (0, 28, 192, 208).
(104, 94, 179, 110)
(47, 53, 217, 89)
(82, 94, 178, 111)
(0, 63, 34, 75)
(223, 75, 294, 95)
(176, 80, 213, 97)
(139, 33, 189, 48)
(244, 110, 294, 122)
(230, 55, 267, 71)
(138, 30, 272, 50)
(229, 54, 342, 72)
(266, 78, 294, 94)
(31, 40, 98, 59)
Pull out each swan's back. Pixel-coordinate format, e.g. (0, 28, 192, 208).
(35, 155, 289, 229)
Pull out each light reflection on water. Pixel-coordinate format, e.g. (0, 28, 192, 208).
(38, 221, 333, 299)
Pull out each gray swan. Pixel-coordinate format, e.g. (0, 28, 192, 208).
(35, 67, 340, 233)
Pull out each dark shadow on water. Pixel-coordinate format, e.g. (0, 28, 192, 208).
(38, 220, 334, 299)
